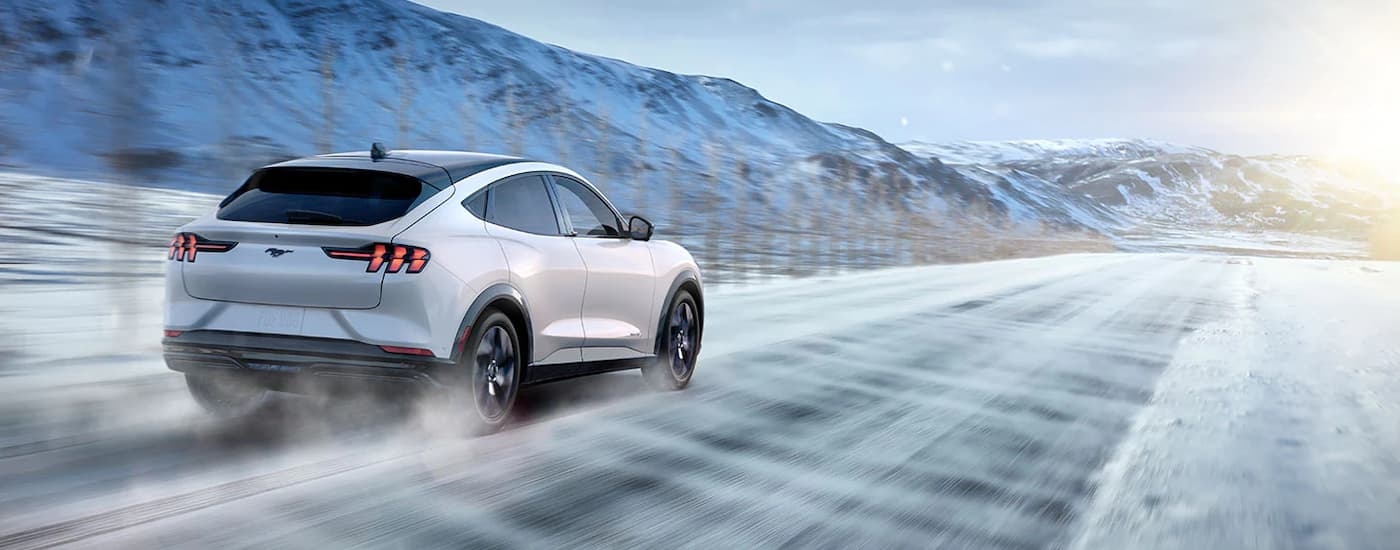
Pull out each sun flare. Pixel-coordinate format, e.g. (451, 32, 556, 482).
(1295, 2, 1400, 172)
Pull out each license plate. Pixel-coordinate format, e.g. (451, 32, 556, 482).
(255, 307, 306, 333)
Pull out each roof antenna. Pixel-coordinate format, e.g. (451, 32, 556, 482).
(370, 142, 390, 161)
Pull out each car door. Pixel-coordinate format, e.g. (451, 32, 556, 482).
(547, 174, 657, 361)
(479, 174, 587, 365)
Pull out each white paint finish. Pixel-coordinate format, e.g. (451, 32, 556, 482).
(576, 317, 642, 341)
(539, 319, 587, 340)
(165, 258, 473, 357)
(177, 221, 394, 310)
(158, 159, 698, 363)
(451, 161, 593, 197)
(484, 222, 587, 365)
(580, 346, 647, 362)
(373, 263, 473, 357)
(572, 236, 656, 352)
(535, 347, 587, 366)
(174, 184, 460, 311)
(391, 198, 503, 357)
(644, 239, 703, 339)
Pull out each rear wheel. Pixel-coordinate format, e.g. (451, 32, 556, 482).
(643, 289, 700, 391)
(185, 373, 270, 418)
(450, 309, 522, 435)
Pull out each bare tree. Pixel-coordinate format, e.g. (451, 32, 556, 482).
(911, 207, 926, 264)
(897, 200, 914, 267)
(633, 105, 649, 213)
(504, 80, 522, 156)
(550, 87, 569, 165)
(851, 167, 862, 268)
(818, 171, 834, 275)
(394, 41, 413, 148)
(784, 167, 806, 278)
(461, 68, 474, 151)
(0, 17, 17, 165)
(727, 149, 749, 281)
(668, 146, 683, 238)
(828, 161, 851, 274)
(593, 102, 610, 195)
(101, 4, 153, 349)
(211, 8, 244, 184)
(793, 170, 814, 276)
(919, 198, 944, 264)
(704, 141, 722, 282)
(317, 37, 338, 154)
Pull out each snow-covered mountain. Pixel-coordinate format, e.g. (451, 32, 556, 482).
(0, 0, 985, 225)
(903, 139, 1211, 166)
(1, 0, 1392, 261)
(904, 139, 1398, 243)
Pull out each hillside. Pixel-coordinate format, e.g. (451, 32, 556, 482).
(0, 0, 984, 220)
(0, 1, 1392, 263)
(905, 139, 1396, 251)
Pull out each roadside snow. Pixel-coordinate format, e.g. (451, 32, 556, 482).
(1072, 258, 1400, 549)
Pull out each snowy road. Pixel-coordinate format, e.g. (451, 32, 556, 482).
(1, 253, 1398, 549)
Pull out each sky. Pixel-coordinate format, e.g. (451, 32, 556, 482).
(416, 0, 1400, 161)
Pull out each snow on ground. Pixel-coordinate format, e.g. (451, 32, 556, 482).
(1114, 227, 1369, 259)
(1, 173, 1398, 548)
(1073, 256, 1400, 549)
(2, 250, 1399, 548)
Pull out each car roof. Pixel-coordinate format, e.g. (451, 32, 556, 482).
(264, 150, 530, 189)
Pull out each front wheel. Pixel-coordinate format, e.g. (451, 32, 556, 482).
(643, 289, 701, 391)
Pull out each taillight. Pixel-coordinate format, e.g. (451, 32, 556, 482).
(168, 233, 236, 262)
(323, 243, 430, 274)
(163, 330, 183, 338)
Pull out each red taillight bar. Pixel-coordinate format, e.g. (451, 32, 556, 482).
(407, 247, 429, 274)
(324, 248, 376, 260)
(169, 234, 185, 260)
(367, 243, 387, 273)
(163, 330, 183, 338)
(323, 243, 430, 274)
(387, 245, 407, 273)
(379, 345, 435, 356)
(168, 233, 236, 262)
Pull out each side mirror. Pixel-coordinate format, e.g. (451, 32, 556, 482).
(628, 215, 654, 241)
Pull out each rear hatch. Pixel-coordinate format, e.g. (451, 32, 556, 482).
(180, 166, 446, 309)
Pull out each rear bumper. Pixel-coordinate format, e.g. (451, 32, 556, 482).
(163, 330, 454, 390)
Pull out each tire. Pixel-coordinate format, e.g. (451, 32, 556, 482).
(185, 373, 271, 418)
(643, 289, 701, 391)
(448, 309, 523, 435)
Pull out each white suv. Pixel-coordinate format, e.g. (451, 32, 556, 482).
(162, 146, 703, 433)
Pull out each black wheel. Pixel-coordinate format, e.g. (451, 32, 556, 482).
(185, 373, 270, 418)
(643, 289, 700, 391)
(453, 309, 522, 435)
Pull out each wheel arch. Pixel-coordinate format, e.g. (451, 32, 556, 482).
(452, 283, 534, 371)
(653, 270, 704, 356)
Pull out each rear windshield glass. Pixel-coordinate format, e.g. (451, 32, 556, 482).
(217, 168, 435, 226)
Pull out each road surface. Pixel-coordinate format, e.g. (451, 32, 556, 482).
(1, 253, 1398, 549)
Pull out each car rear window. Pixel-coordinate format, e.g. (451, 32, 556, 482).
(217, 168, 436, 226)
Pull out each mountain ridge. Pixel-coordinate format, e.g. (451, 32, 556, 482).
(1, 0, 1393, 257)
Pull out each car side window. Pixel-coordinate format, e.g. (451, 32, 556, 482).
(549, 176, 622, 237)
(485, 175, 560, 235)
(463, 189, 487, 219)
